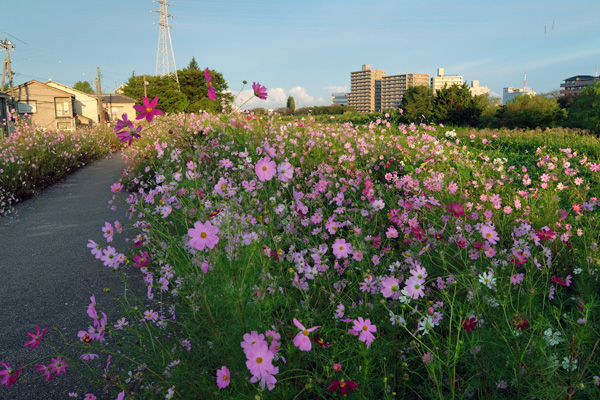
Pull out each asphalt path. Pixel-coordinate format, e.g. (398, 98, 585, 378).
(0, 154, 138, 400)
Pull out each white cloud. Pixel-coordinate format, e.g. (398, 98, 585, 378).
(324, 85, 348, 94)
(232, 86, 329, 110)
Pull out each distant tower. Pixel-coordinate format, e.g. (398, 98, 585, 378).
(152, 0, 178, 83)
(1, 36, 15, 90)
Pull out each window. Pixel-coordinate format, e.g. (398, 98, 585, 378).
(55, 97, 72, 117)
(17, 100, 37, 113)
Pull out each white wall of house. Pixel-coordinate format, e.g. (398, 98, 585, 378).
(46, 81, 100, 124)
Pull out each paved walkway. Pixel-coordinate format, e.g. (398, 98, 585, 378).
(0, 154, 134, 399)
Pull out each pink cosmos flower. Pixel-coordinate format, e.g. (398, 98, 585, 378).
(252, 82, 268, 100)
(133, 251, 150, 268)
(245, 342, 274, 378)
(380, 276, 401, 299)
(0, 362, 23, 388)
(510, 273, 524, 285)
(133, 96, 163, 122)
(402, 276, 426, 299)
(24, 325, 48, 350)
(448, 201, 464, 217)
(255, 156, 277, 181)
(353, 317, 376, 348)
(277, 161, 294, 182)
(333, 363, 342, 371)
(49, 356, 69, 376)
(110, 182, 123, 193)
(102, 222, 114, 242)
(480, 225, 499, 245)
(187, 220, 220, 251)
(84, 394, 97, 400)
(292, 318, 321, 351)
(423, 352, 434, 364)
(216, 366, 230, 389)
(241, 331, 267, 355)
(205, 68, 216, 100)
(332, 238, 353, 259)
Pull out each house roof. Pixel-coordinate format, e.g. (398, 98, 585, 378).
(5, 80, 75, 98)
(45, 80, 97, 98)
(564, 75, 600, 83)
(102, 94, 136, 103)
(0, 91, 10, 99)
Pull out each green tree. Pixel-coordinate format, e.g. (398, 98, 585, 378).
(287, 96, 295, 112)
(433, 83, 480, 126)
(566, 82, 600, 135)
(399, 85, 434, 122)
(73, 81, 94, 94)
(472, 93, 500, 127)
(498, 94, 566, 129)
(120, 59, 233, 114)
(187, 57, 200, 71)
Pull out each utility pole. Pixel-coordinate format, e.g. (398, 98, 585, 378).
(143, 74, 148, 98)
(1, 36, 15, 91)
(95, 67, 105, 125)
(151, 0, 179, 85)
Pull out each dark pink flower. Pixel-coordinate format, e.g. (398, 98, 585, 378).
(49, 356, 69, 376)
(252, 82, 268, 100)
(115, 118, 142, 146)
(328, 379, 359, 395)
(0, 362, 23, 388)
(205, 68, 216, 100)
(133, 251, 150, 268)
(35, 364, 52, 382)
(133, 96, 163, 122)
(24, 325, 48, 350)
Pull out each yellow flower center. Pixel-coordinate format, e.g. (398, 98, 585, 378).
(340, 382, 346, 388)
(201, 232, 207, 238)
(363, 325, 368, 331)
(303, 330, 309, 336)
(256, 357, 263, 364)
(222, 375, 228, 381)
(145, 107, 152, 113)
(262, 166, 267, 171)
(340, 246, 344, 251)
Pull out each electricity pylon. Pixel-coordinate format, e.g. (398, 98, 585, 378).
(151, 0, 179, 84)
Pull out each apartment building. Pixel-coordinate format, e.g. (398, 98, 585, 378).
(469, 80, 490, 96)
(503, 87, 535, 105)
(431, 68, 463, 94)
(331, 92, 348, 106)
(348, 64, 386, 113)
(380, 73, 429, 110)
(560, 75, 599, 97)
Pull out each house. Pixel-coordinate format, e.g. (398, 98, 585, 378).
(45, 80, 100, 126)
(102, 94, 137, 123)
(5, 80, 76, 130)
(0, 91, 14, 135)
(560, 75, 600, 98)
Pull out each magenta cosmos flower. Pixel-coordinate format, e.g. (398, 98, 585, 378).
(216, 366, 230, 389)
(255, 156, 277, 181)
(252, 82, 268, 100)
(292, 318, 321, 351)
(133, 96, 163, 122)
(205, 68, 216, 100)
(187, 220, 220, 251)
(353, 317, 376, 348)
(328, 379, 359, 395)
(332, 238, 353, 259)
(49, 356, 69, 376)
(24, 325, 48, 350)
(0, 362, 23, 388)
(115, 115, 142, 146)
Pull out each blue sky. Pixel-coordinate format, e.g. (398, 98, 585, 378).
(2, 0, 599, 109)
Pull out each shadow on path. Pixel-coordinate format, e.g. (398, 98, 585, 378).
(0, 153, 139, 399)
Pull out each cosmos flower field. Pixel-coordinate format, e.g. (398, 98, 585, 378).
(3, 105, 600, 399)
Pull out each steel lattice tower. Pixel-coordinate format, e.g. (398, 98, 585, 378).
(152, 0, 178, 83)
